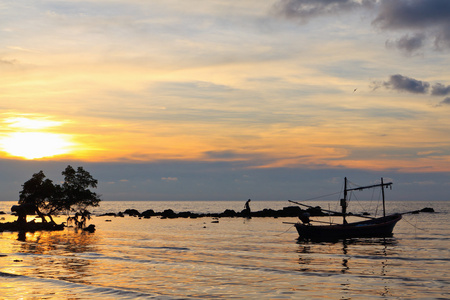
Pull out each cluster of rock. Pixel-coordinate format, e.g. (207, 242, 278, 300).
(0, 221, 64, 232)
(100, 206, 328, 219)
(101, 205, 436, 219)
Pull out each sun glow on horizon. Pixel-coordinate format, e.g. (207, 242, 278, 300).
(0, 116, 75, 160)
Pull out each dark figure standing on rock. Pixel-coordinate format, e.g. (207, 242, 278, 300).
(244, 199, 251, 218)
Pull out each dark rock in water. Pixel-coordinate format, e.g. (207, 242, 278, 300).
(100, 212, 117, 217)
(123, 209, 140, 217)
(281, 206, 303, 217)
(141, 209, 155, 218)
(161, 209, 176, 218)
(0, 211, 5, 215)
(177, 211, 194, 218)
(0, 221, 65, 232)
(222, 209, 237, 217)
(83, 224, 96, 232)
(420, 207, 435, 213)
(306, 206, 326, 216)
(97, 203, 349, 220)
(260, 208, 278, 217)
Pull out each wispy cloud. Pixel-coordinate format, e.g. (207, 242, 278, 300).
(438, 97, 450, 106)
(272, 0, 375, 23)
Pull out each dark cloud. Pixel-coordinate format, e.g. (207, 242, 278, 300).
(272, 0, 375, 23)
(382, 74, 430, 94)
(373, 0, 450, 52)
(439, 97, 450, 105)
(385, 33, 426, 55)
(373, 0, 450, 30)
(431, 83, 450, 96)
(374, 75, 450, 107)
(272, 0, 450, 53)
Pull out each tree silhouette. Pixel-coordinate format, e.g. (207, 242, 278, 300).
(60, 165, 101, 228)
(19, 170, 57, 223)
(18, 165, 101, 228)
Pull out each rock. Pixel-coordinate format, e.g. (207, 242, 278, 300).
(161, 209, 176, 218)
(141, 209, 155, 218)
(221, 209, 237, 217)
(306, 206, 325, 216)
(0, 221, 64, 232)
(100, 212, 117, 217)
(420, 207, 435, 213)
(123, 209, 140, 217)
(83, 224, 96, 233)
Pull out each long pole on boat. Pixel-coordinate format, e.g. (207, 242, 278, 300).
(288, 199, 375, 219)
(381, 177, 386, 217)
(341, 177, 348, 225)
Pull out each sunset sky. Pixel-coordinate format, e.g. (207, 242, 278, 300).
(1, 0, 449, 202)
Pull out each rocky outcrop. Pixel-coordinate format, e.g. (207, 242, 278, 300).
(100, 205, 331, 219)
(0, 221, 65, 232)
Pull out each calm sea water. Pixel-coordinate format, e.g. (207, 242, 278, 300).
(0, 200, 449, 299)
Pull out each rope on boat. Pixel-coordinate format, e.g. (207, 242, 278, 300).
(290, 191, 342, 202)
(401, 215, 429, 232)
(275, 224, 296, 236)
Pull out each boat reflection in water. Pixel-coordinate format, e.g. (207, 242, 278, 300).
(296, 237, 399, 298)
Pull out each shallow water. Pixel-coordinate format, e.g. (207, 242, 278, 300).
(1, 201, 449, 299)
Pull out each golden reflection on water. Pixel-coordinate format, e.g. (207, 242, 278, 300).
(6, 230, 99, 285)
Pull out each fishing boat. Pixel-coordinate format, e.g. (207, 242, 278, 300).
(292, 177, 402, 241)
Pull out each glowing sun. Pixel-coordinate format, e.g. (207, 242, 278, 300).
(0, 117, 74, 159)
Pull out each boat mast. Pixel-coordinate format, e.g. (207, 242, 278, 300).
(381, 177, 386, 217)
(340, 177, 348, 225)
(344, 177, 392, 219)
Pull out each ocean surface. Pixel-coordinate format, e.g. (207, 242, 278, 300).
(0, 200, 449, 299)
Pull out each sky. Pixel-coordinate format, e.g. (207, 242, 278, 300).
(1, 0, 449, 203)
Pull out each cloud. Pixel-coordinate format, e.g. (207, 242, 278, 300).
(373, 0, 450, 52)
(385, 33, 426, 55)
(272, 0, 450, 53)
(271, 0, 375, 23)
(374, 75, 450, 106)
(382, 74, 430, 94)
(439, 97, 450, 106)
(431, 83, 450, 96)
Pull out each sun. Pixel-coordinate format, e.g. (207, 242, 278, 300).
(0, 116, 74, 159)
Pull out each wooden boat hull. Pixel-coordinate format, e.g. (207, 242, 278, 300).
(295, 213, 402, 241)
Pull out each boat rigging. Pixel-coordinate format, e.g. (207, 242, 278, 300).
(291, 177, 402, 241)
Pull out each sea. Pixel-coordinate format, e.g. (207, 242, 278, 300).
(0, 200, 448, 299)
